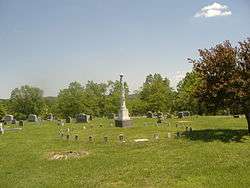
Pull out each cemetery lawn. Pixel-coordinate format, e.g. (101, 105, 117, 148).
(0, 116, 250, 188)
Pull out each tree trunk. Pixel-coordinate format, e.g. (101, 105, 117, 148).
(245, 112, 250, 133)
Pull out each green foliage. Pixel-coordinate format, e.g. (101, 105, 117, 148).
(9, 85, 45, 117)
(174, 71, 202, 114)
(56, 82, 86, 118)
(84, 81, 108, 116)
(140, 73, 174, 113)
(190, 38, 250, 131)
(0, 103, 6, 119)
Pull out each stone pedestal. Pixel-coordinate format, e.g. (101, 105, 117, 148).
(115, 119, 132, 127)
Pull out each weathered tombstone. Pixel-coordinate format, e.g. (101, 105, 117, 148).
(89, 136, 93, 142)
(19, 120, 24, 126)
(66, 134, 70, 140)
(189, 127, 193, 133)
(47, 113, 53, 121)
(66, 116, 72, 123)
(3, 115, 14, 123)
(0, 123, 4, 134)
(154, 133, 159, 140)
(119, 134, 124, 142)
(146, 111, 154, 118)
(75, 135, 79, 140)
(57, 120, 64, 126)
(176, 132, 180, 138)
(233, 115, 240, 118)
(76, 113, 90, 123)
(28, 114, 38, 122)
(167, 132, 171, 138)
(11, 119, 17, 124)
(177, 112, 183, 119)
(104, 136, 108, 143)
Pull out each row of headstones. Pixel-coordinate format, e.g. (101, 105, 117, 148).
(2, 114, 39, 123)
(58, 132, 190, 142)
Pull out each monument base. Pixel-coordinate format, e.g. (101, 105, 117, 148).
(115, 119, 132, 127)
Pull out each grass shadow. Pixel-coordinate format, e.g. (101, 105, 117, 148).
(183, 129, 249, 143)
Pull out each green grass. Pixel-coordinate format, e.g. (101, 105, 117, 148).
(0, 116, 250, 188)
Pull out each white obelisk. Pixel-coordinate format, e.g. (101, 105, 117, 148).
(115, 74, 132, 127)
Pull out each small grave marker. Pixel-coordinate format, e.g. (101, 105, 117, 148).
(0, 123, 4, 134)
(89, 136, 93, 142)
(167, 132, 171, 138)
(154, 133, 159, 140)
(119, 134, 124, 142)
(19, 120, 24, 126)
(104, 136, 108, 143)
(75, 135, 79, 140)
(176, 132, 180, 138)
(189, 127, 193, 133)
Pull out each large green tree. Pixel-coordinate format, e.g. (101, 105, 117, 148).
(190, 39, 250, 132)
(174, 71, 202, 114)
(84, 81, 108, 116)
(140, 73, 174, 113)
(10, 85, 45, 118)
(56, 82, 85, 118)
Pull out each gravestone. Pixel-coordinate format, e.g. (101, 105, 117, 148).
(3, 115, 13, 123)
(19, 120, 24, 126)
(167, 132, 171, 138)
(119, 134, 124, 142)
(47, 113, 53, 121)
(146, 111, 154, 118)
(66, 116, 72, 123)
(176, 132, 180, 138)
(89, 136, 93, 142)
(104, 136, 108, 143)
(11, 119, 17, 124)
(76, 113, 90, 123)
(75, 135, 79, 140)
(0, 123, 4, 134)
(154, 133, 159, 140)
(28, 114, 38, 122)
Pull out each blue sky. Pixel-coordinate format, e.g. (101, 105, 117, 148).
(0, 0, 249, 98)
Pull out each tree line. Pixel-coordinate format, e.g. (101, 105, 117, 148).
(0, 38, 249, 131)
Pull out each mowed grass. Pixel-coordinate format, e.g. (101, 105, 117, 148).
(0, 116, 250, 188)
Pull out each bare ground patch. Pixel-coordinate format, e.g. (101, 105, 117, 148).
(47, 150, 89, 160)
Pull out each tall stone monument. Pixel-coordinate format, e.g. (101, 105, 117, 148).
(115, 74, 132, 127)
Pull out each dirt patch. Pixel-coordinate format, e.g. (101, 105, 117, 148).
(48, 150, 89, 160)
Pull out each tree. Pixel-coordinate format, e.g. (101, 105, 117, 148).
(238, 38, 250, 131)
(84, 81, 108, 116)
(56, 82, 85, 118)
(190, 39, 250, 132)
(0, 102, 6, 119)
(10, 85, 45, 118)
(140, 73, 174, 113)
(127, 91, 146, 116)
(174, 71, 202, 114)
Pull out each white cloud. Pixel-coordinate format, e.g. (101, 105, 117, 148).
(194, 2, 232, 18)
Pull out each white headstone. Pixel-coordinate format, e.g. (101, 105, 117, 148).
(0, 123, 4, 134)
